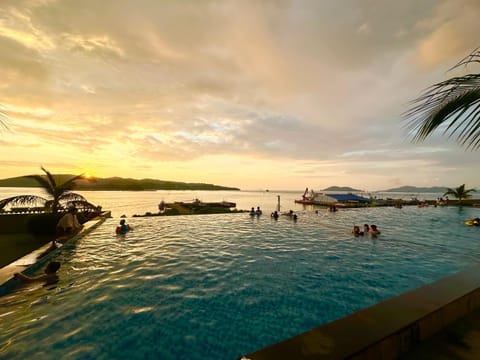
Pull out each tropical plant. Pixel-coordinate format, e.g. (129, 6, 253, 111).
(443, 184, 476, 204)
(26, 166, 88, 213)
(405, 47, 480, 149)
(0, 195, 48, 212)
(0, 109, 9, 129)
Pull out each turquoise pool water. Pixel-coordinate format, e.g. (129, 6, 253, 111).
(1, 205, 480, 359)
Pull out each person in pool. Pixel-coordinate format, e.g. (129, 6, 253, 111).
(370, 224, 381, 236)
(14, 261, 61, 285)
(363, 224, 370, 234)
(116, 219, 132, 234)
(352, 225, 364, 236)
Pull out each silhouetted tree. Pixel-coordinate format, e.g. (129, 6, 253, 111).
(443, 184, 476, 204)
(27, 166, 88, 213)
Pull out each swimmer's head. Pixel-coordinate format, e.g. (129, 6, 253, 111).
(45, 261, 61, 274)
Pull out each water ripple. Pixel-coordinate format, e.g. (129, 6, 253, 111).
(1, 207, 480, 359)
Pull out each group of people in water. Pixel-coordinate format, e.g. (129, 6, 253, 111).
(249, 206, 263, 216)
(352, 224, 381, 237)
(270, 209, 298, 221)
(12, 203, 386, 287)
(250, 206, 299, 221)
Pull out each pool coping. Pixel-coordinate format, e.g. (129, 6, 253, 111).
(242, 263, 480, 359)
(0, 216, 107, 296)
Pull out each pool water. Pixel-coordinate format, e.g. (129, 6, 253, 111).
(1, 206, 480, 359)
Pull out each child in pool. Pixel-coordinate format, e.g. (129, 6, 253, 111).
(116, 219, 132, 234)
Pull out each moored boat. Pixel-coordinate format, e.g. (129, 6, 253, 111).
(295, 188, 371, 207)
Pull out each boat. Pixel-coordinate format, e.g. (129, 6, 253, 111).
(205, 201, 237, 208)
(171, 199, 236, 208)
(295, 188, 371, 207)
(140, 199, 239, 217)
(294, 188, 318, 205)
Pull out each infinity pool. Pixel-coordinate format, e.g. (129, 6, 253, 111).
(1, 206, 480, 359)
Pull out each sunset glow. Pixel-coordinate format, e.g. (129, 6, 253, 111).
(0, 1, 479, 191)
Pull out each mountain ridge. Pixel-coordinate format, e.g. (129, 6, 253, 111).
(0, 174, 240, 191)
(378, 186, 450, 193)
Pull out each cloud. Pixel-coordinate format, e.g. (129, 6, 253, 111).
(0, 0, 479, 189)
(414, 0, 480, 68)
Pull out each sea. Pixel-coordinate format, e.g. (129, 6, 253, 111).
(0, 187, 448, 218)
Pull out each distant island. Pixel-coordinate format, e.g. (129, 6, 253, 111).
(0, 175, 240, 191)
(379, 186, 449, 193)
(322, 186, 361, 192)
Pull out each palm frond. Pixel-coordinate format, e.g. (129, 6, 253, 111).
(0, 110, 10, 130)
(57, 173, 86, 192)
(0, 195, 48, 210)
(41, 166, 57, 189)
(68, 200, 99, 212)
(450, 47, 480, 70)
(404, 47, 480, 149)
(25, 174, 55, 196)
(58, 192, 87, 203)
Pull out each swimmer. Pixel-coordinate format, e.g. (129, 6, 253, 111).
(370, 224, 381, 235)
(363, 224, 370, 234)
(352, 225, 364, 236)
(116, 219, 132, 234)
(14, 261, 61, 285)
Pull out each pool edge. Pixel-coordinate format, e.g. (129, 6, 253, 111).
(0, 216, 107, 296)
(242, 263, 480, 359)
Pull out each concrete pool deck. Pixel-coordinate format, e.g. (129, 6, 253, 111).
(0, 216, 107, 296)
(400, 307, 480, 359)
(242, 263, 480, 359)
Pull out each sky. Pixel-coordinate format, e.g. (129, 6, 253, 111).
(0, 0, 479, 191)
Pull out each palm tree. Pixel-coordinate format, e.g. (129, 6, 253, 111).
(27, 166, 88, 213)
(0, 109, 9, 129)
(405, 47, 480, 149)
(443, 184, 476, 204)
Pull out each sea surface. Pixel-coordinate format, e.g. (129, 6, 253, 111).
(0, 188, 479, 359)
(0, 187, 448, 218)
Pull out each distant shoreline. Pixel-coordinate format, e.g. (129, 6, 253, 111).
(0, 175, 240, 192)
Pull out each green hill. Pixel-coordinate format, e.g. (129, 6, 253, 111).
(0, 175, 240, 191)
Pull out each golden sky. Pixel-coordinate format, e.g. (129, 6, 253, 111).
(1, 0, 479, 191)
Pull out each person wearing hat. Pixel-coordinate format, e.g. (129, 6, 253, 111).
(55, 206, 83, 245)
